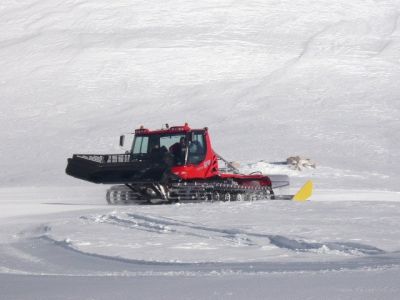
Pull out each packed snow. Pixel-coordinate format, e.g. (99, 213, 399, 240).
(1, 0, 400, 299)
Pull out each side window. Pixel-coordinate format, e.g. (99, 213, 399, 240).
(188, 133, 206, 164)
(193, 133, 205, 153)
(132, 136, 149, 154)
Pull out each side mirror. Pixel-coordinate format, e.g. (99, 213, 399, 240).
(119, 135, 125, 147)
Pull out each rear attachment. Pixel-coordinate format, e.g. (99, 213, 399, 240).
(66, 154, 172, 184)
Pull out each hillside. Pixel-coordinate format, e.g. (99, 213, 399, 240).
(1, 0, 399, 190)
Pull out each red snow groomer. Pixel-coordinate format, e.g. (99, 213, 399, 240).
(66, 123, 312, 204)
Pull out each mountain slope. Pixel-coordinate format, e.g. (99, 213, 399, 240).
(1, 0, 399, 189)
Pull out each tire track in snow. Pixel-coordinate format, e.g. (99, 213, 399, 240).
(0, 233, 398, 277)
(125, 213, 385, 255)
(82, 213, 256, 246)
(83, 212, 385, 256)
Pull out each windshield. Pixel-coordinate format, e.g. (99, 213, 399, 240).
(131, 132, 206, 165)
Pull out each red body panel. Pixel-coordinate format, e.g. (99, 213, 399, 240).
(170, 128, 219, 179)
(134, 124, 272, 187)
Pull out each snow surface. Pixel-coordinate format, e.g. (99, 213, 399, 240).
(1, 0, 400, 299)
(1, 188, 400, 299)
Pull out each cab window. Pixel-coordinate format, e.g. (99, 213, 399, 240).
(188, 133, 206, 164)
(132, 136, 149, 154)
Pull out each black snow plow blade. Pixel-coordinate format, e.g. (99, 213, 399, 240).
(66, 154, 170, 184)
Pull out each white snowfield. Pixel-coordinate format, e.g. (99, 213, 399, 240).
(1, 187, 400, 299)
(1, 0, 400, 299)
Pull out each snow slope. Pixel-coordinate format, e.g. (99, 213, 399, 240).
(1, 0, 400, 299)
(1, 0, 400, 189)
